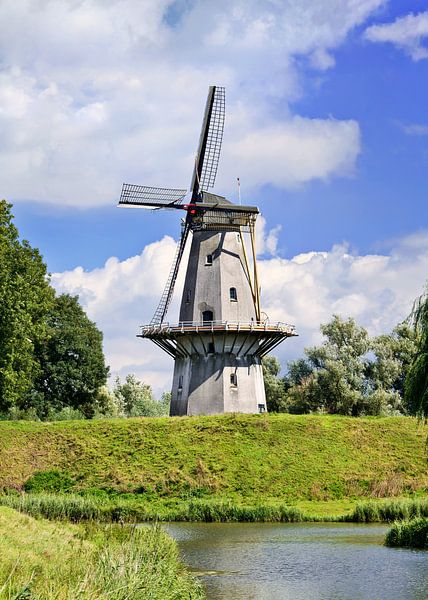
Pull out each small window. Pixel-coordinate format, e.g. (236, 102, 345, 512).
(202, 310, 214, 323)
(207, 342, 215, 354)
(186, 289, 191, 303)
(230, 287, 238, 301)
(230, 373, 237, 386)
(205, 254, 213, 265)
(178, 375, 183, 390)
(236, 233, 241, 244)
(258, 404, 266, 413)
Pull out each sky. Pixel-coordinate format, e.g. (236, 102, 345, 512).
(1, 0, 428, 394)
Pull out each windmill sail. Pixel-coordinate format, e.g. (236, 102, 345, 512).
(191, 86, 225, 199)
(119, 183, 187, 208)
(150, 222, 191, 325)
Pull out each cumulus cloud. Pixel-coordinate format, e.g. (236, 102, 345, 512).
(52, 230, 428, 391)
(0, 0, 384, 206)
(364, 11, 428, 60)
(221, 117, 360, 190)
(52, 235, 182, 394)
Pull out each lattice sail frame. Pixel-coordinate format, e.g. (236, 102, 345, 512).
(199, 86, 225, 191)
(119, 183, 187, 208)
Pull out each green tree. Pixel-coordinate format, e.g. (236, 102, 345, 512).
(262, 356, 287, 412)
(113, 375, 170, 417)
(283, 316, 412, 416)
(283, 358, 313, 389)
(303, 315, 371, 415)
(0, 201, 54, 413)
(30, 294, 109, 418)
(405, 289, 428, 417)
(369, 323, 417, 413)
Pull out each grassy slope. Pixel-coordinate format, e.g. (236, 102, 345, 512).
(0, 414, 426, 504)
(0, 506, 203, 599)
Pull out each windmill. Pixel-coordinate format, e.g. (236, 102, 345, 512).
(118, 86, 296, 415)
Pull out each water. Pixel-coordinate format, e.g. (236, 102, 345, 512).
(164, 522, 428, 600)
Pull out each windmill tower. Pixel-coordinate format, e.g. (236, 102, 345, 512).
(118, 86, 296, 416)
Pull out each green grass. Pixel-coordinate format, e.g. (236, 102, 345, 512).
(2, 493, 428, 524)
(386, 517, 428, 549)
(346, 498, 428, 523)
(0, 506, 203, 599)
(0, 414, 426, 506)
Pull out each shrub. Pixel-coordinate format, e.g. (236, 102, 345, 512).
(24, 470, 75, 493)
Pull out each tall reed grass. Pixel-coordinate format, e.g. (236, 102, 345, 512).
(0, 493, 310, 523)
(385, 517, 428, 549)
(2, 492, 427, 524)
(0, 506, 203, 599)
(347, 498, 428, 523)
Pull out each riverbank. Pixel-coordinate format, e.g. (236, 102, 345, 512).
(1, 414, 426, 505)
(0, 506, 203, 599)
(1, 493, 427, 524)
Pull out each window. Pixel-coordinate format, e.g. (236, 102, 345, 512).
(230, 373, 237, 386)
(205, 254, 213, 265)
(202, 310, 214, 323)
(258, 404, 266, 413)
(236, 233, 241, 244)
(230, 287, 238, 301)
(186, 289, 191, 303)
(207, 342, 215, 354)
(178, 375, 183, 390)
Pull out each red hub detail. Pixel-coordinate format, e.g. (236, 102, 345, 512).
(183, 204, 199, 215)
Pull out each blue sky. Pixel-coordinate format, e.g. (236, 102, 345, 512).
(1, 1, 428, 390)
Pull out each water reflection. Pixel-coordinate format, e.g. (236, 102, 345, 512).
(164, 522, 428, 600)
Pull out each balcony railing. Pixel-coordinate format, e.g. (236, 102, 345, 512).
(139, 320, 296, 336)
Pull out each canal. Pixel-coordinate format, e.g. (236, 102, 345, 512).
(165, 522, 428, 600)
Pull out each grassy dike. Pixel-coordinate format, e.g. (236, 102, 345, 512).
(0, 414, 427, 519)
(0, 506, 203, 599)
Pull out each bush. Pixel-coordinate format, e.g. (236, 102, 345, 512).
(24, 470, 75, 494)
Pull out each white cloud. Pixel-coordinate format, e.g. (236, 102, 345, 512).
(0, 0, 384, 207)
(255, 216, 282, 257)
(52, 235, 183, 395)
(400, 123, 428, 136)
(364, 11, 428, 61)
(52, 229, 428, 391)
(221, 117, 360, 190)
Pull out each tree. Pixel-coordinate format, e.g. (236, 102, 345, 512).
(262, 356, 287, 412)
(30, 294, 109, 418)
(405, 289, 428, 417)
(280, 316, 413, 416)
(112, 375, 170, 417)
(369, 323, 417, 413)
(303, 315, 371, 415)
(0, 201, 54, 413)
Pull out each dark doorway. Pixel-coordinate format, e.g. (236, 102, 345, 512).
(202, 310, 214, 323)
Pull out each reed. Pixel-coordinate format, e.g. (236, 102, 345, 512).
(0, 506, 203, 599)
(346, 498, 428, 523)
(0, 493, 309, 523)
(385, 518, 428, 548)
(0, 492, 104, 521)
(1, 493, 427, 524)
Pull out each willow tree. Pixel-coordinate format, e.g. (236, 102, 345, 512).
(404, 289, 428, 418)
